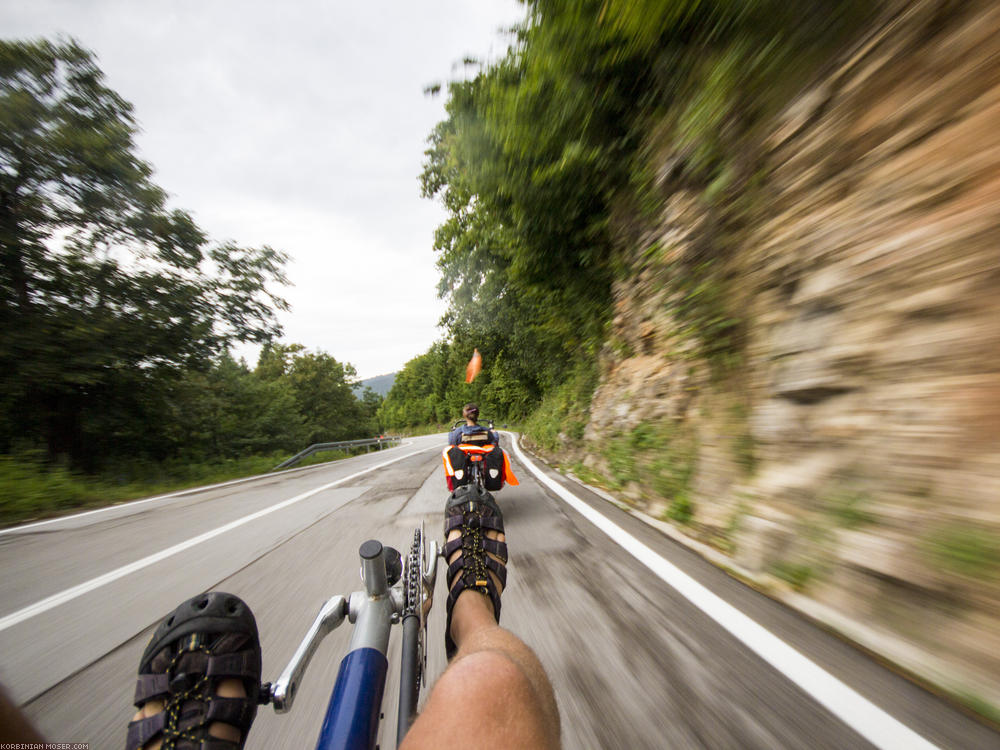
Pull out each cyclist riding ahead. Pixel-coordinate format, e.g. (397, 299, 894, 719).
(442, 403, 518, 493)
(447, 403, 499, 446)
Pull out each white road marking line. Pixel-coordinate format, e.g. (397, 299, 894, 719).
(0, 445, 434, 633)
(0, 440, 416, 536)
(509, 435, 940, 750)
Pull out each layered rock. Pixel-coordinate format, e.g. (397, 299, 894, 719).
(584, 0, 1000, 707)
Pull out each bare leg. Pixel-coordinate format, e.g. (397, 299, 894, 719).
(400, 527, 561, 749)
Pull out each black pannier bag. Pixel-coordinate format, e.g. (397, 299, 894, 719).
(447, 446, 472, 488)
(482, 446, 504, 491)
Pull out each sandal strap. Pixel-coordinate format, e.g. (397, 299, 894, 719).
(205, 696, 258, 728)
(444, 539, 506, 660)
(485, 554, 507, 584)
(132, 649, 257, 705)
(484, 537, 508, 562)
(134, 673, 170, 706)
(127, 709, 244, 750)
(445, 513, 504, 534)
(442, 536, 508, 563)
(142, 696, 254, 749)
(446, 555, 508, 591)
(206, 650, 260, 680)
(446, 572, 503, 623)
(126, 713, 164, 750)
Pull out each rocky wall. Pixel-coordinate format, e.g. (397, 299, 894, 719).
(584, 0, 1000, 709)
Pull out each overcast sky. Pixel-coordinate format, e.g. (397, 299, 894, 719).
(1, 0, 525, 379)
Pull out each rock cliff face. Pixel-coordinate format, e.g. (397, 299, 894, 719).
(583, 0, 1000, 708)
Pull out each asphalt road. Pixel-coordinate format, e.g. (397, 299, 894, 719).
(1, 434, 996, 749)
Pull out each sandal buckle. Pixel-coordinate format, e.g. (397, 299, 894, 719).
(169, 672, 199, 694)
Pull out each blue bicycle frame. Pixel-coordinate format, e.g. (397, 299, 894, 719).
(266, 528, 438, 750)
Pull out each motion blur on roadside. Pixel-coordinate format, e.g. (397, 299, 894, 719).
(2, 0, 999, 733)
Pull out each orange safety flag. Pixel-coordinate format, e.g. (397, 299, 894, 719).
(465, 348, 482, 383)
(502, 449, 519, 486)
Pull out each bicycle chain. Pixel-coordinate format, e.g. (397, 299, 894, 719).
(403, 528, 421, 616)
(403, 527, 426, 688)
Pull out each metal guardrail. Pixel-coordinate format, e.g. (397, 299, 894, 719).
(273, 436, 403, 470)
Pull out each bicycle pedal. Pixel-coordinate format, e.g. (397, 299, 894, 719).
(258, 681, 273, 705)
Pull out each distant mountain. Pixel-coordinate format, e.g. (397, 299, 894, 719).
(354, 372, 396, 397)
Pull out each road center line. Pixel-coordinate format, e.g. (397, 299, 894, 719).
(0, 445, 435, 633)
(509, 434, 939, 750)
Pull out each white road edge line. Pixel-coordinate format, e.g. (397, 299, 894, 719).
(509, 434, 940, 750)
(0, 445, 435, 633)
(0, 440, 417, 536)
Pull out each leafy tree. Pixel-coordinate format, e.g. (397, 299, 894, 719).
(163, 355, 306, 460)
(284, 349, 366, 443)
(255, 342, 306, 381)
(379, 343, 452, 428)
(358, 387, 383, 433)
(0, 39, 289, 467)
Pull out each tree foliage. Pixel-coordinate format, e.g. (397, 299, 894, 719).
(384, 0, 874, 431)
(0, 39, 380, 469)
(165, 344, 376, 461)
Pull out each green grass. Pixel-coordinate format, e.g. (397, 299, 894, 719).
(733, 432, 756, 473)
(826, 490, 876, 528)
(567, 461, 613, 490)
(605, 435, 638, 488)
(665, 493, 694, 524)
(666, 260, 743, 380)
(0, 448, 362, 528)
(717, 502, 749, 553)
(599, 421, 698, 524)
(522, 361, 599, 453)
(770, 560, 815, 591)
(955, 691, 1000, 728)
(922, 524, 1000, 580)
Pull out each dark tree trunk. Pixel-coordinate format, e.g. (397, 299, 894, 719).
(0, 189, 31, 312)
(45, 391, 84, 468)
